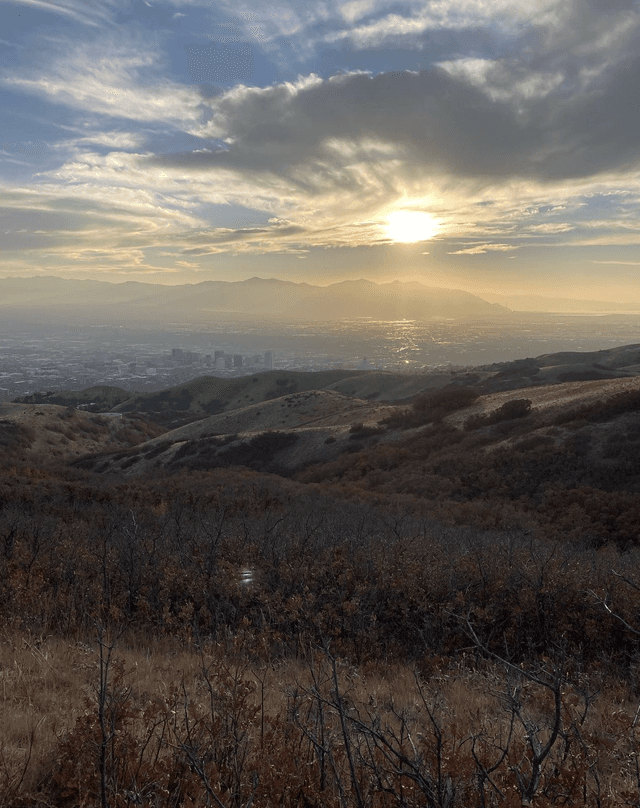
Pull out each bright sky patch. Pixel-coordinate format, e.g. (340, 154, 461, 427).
(386, 211, 439, 243)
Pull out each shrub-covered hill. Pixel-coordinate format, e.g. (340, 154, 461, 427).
(111, 369, 368, 426)
(65, 375, 640, 550)
(110, 368, 484, 427)
(475, 342, 640, 392)
(71, 388, 397, 476)
(13, 384, 131, 410)
(297, 376, 640, 548)
(0, 402, 165, 464)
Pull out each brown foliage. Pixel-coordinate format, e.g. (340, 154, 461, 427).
(464, 398, 532, 430)
(380, 386, 480, 429)
(1, 393, 640, 805)
(553, 388, 640, 425)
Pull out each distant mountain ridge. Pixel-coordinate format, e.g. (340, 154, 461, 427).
(0, 275, 508, 322)
(481, 291, 640, 313)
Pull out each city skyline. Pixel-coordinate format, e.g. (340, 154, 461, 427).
(2, 0, 640, 304)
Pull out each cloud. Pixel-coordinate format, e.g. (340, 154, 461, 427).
(591, 260, 640, 265)
(154, 20, 640, 192)
(126, 52, 640, 258)
(448, 243, 518, 255)
(339, 0, 381, 25)
(526, 222, 575, 233)
(58, 132, 145, 150)
(8, 0, 125, 27)
(2, 39, 202, 125)
(4, 0, 640, 277)
(436, 58, 564, 107)
(326, 0, 560, 49)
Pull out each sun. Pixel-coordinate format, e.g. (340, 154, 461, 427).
(386, 210, 439, 243)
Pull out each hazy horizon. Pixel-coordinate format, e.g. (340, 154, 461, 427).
(2, 0, 640, 305)
(2, 273, 640, 316)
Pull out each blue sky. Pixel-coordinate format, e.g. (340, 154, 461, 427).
(2, 0, 640, 302)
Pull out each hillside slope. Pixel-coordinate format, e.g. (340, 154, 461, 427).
(15, 385, 131, 410)
(70, 374, 640, 511)
(112, 370, 367, 425)
(0, 403, 164, 463)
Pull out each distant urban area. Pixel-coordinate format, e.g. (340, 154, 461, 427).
(2, 314, 640, 401)
(0, 323, 372, 400)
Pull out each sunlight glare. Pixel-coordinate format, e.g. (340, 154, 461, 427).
(386, 211, 438, 243)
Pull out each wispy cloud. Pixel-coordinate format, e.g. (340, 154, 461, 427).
(526, 223, 575, 233)
(436, 58, 564, 106)
(448, 243, 518, 255)
(8, 0, 125, 27)
(326, 0, 560, 49)
(591, 260, 640, 266)
(56, 132, 146, 150)
(2, 40, 202, 125)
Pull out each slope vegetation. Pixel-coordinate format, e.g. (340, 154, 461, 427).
(0, 402, 165, 464)
(113, 370, 366, 425)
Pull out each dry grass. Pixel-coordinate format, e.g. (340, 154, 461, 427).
(0, 631, 93, 797)
(0, 629, 639, 806)
(447, 375, 640, 428)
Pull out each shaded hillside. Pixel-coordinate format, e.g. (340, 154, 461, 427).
(24, 344, 640, 499)
(324, 370, 492, 401)
(475, 342, 640, 393)
(70, 373, 640, 551)
(534, 343, 640, 368)
(298, 376, 640, 548)
(111, 343, 640, 429)
(111, 369, 500, 429)
(14, 385, 131, 410)
(72, 388, 396, 476)
(141, 388, 392, 438)
(112, 369, 367, 427)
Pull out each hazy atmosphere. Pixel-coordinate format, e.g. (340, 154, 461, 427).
(2, 0, 640, 305)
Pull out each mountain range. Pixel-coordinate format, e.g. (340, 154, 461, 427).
(480, 292, 640, 313)
(0, 276, 508, 323)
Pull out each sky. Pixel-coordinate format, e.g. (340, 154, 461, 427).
(2, 0, 640, 303)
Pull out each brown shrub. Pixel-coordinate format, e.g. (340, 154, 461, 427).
(412, 385, 480, 413)
(382, 387, 480, 429)
(554, 389, 640, 425)
(464, 398, 532, 430)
